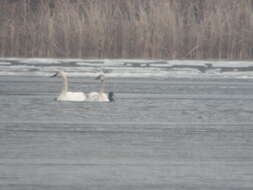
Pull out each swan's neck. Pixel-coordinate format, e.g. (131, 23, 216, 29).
(100, 79, 105, 93)
(61, 74, 68, 94)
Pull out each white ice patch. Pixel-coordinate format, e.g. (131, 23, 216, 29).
(0, 58, 253, 78)
(18, 58, 61, 64)
(0, 61, 11, 65)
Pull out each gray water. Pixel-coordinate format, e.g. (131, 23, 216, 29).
(0, 74, 253, 190)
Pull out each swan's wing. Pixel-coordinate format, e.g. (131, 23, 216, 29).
(86, 92, 110, 102)
(99, 93, 109, 102)
(87, 92, 100, 101)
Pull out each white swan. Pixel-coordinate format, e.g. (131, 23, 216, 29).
(87, 74, 114, 102)
(51, 71, 86, 102)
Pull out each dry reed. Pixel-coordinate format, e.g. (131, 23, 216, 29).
(0, 0, 252, 59)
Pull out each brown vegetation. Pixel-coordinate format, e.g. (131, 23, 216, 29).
(0, 0, 252, 59)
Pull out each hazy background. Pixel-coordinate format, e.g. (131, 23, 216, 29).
(0, 0, 252, 59)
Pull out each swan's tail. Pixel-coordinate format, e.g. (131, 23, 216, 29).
(108, 92, 114, 102)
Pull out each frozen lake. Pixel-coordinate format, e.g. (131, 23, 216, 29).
(0, 58, 253, 189)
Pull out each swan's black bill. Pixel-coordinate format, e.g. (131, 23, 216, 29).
(96, 74, 105, 80)
(108, 92, 114, 102)
(50, 73, 58, 78)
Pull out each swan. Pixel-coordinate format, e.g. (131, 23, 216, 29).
(87, 74, 114, 102)
(51, 71, 86, 102)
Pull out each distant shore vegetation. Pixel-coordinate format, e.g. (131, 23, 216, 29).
(0, 0, 252, 59)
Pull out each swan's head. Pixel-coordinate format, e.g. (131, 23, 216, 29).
(51, 71, 66, 78)
(96, 74, 105, 81)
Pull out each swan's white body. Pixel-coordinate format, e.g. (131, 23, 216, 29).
(98, 92, 110, 102)
(86, 92, 100, 101)
(87, 92, 109, 102)
(57, 92, 86, 102)
(52, 71, 86, 102)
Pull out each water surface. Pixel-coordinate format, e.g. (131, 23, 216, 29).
(0, 59, 253, 189)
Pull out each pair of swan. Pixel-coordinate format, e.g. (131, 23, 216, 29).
(51, 71, 114, 102)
